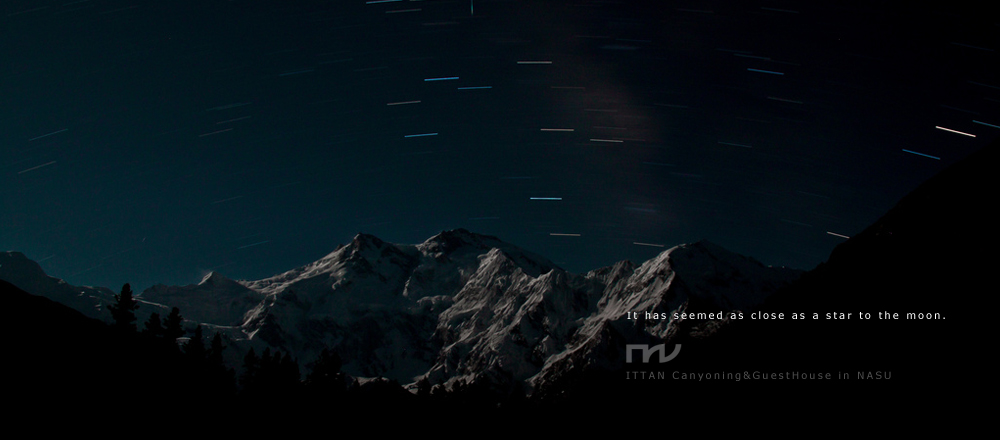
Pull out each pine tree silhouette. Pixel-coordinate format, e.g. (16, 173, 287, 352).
(205, 332, 237, 398)
(306, 348, 346, 398)
(240, 348, 259, 395)
(107, 283, 139, 333)
(415, 377, 431, 397)
(142, 312, 164, 338)
(208, 333, 226, 369)
(183, 324, 206, 362)
(162, 307, 184, 347)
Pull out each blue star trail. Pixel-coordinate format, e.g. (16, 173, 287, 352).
(2, 0, 996, 291)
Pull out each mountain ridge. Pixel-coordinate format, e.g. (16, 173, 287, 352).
(0, 230, 801, 397)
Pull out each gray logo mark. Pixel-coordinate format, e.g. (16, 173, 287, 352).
(626, 344, 682, 363)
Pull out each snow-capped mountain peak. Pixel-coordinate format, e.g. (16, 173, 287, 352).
(2, 230, 801, 398)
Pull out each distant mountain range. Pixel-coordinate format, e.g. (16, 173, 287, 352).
(1, 230, 800, 397)
(3, 139, 993, 402)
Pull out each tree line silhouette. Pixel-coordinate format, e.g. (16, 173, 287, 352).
(8, 276, 646, 416)
(98, 282, 530, 414)
(8, 276, 693, 416)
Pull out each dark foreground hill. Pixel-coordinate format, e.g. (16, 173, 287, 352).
(2, 279, 244, 420)
(567, 140, 995, 407)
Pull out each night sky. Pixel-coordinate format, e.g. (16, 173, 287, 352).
(3, 0, 997, 292)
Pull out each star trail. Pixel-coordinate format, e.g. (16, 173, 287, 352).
(2, 0, 996, 291)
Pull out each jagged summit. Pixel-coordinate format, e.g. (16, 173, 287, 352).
(350, 232, 386, 248)
(669, 240, 770, 268)
(198, 271, 237, 286)
(1, 250, 29, 260)
(420, 228, 505, 255)
(3, 229, 803, 398)
(0, 251, 48, 279)
(419, 228, 560, 277)
(0, 251, 115, 321)
(685, 239, 728, 253)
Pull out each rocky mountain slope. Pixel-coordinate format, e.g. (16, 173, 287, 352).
(1, 229, 800, 397)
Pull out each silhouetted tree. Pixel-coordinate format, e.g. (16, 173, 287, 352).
(162, 307, 184, 346)
(239, 347, 302, 400)
(279, 353, 300, 387)
(108, 283, 139, 333)
(198, 331, 236, 398)
(259, 347, 273, 380)
(352, 378, 412, 409)
(305, 348, 346, 399)
(240, 348, 259, 392)
(142, 312, 164, 339)
(208, 333, 226, 369)
(262, 349, 298, 391)
(184, 324, 206, 362)
(415, 377, 431, 397)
